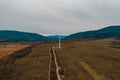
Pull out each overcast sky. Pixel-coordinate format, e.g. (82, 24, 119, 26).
(0, 0, 120, 35)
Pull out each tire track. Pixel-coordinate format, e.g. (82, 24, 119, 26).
(79, 61, 102, 80)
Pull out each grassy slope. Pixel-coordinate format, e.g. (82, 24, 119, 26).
(10, 44, 50, 80)
(56, 39, 120, 80)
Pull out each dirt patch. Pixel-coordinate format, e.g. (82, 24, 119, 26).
(110, 40, 120, 49)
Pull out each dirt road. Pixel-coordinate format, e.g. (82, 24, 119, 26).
(49, 45, 65, 80)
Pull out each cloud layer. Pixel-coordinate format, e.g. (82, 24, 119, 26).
(0, 0, 120, 35)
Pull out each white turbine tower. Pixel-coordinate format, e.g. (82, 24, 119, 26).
(58, 35, 61, 48)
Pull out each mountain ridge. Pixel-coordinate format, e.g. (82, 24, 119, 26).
(0, 30, 48, 42)
(65, 25, 120, 40)
(0, 25, 120, 42)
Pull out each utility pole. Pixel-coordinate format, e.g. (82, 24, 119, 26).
(58, 35, 61, 48)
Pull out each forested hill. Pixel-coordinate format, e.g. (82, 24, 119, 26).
(65, 25, 120, 40)
(0, 30, 48, 42)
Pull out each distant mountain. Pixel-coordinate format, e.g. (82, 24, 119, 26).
(1, 25, 120, 42)
(47, 35, 67, 41)
(65, 25, 120, 40)
(0, 30, 48, 42)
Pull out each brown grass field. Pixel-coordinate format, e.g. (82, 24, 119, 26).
(0, 43, 50, 80)
(0, 44, 30, 58)
(10, 43, 50, 80)
(56, 39, 120, 80)
(0, 39, 120, 80)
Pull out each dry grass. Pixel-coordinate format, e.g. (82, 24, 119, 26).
(0, 44, 29, 58)
(9, 43, 50, 80)
(56, 39, 120, 80)
(0, 39, 120, 80)
(79, 61, 102, 80)
(0, 43, 50, 80)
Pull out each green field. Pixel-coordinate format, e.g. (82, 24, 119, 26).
(56, 39, 120, 80)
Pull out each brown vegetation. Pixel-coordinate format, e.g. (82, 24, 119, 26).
(56, 39, 120, 80)
(0, 39, 120, 80)
(0, 44, 30, 58)
(0, 43, 50, 80)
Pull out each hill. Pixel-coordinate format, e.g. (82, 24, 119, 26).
(65, 25, 120, 40)
(0, 30, 48, 42)
(47, 35, 67, 41)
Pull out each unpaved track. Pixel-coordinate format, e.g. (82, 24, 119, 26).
(80, 61, 102, 80)
(49, 45, 65, 80)
(52, 46, 61, 80)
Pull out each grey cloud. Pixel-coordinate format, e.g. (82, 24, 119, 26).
(0, 0, 120, 35)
